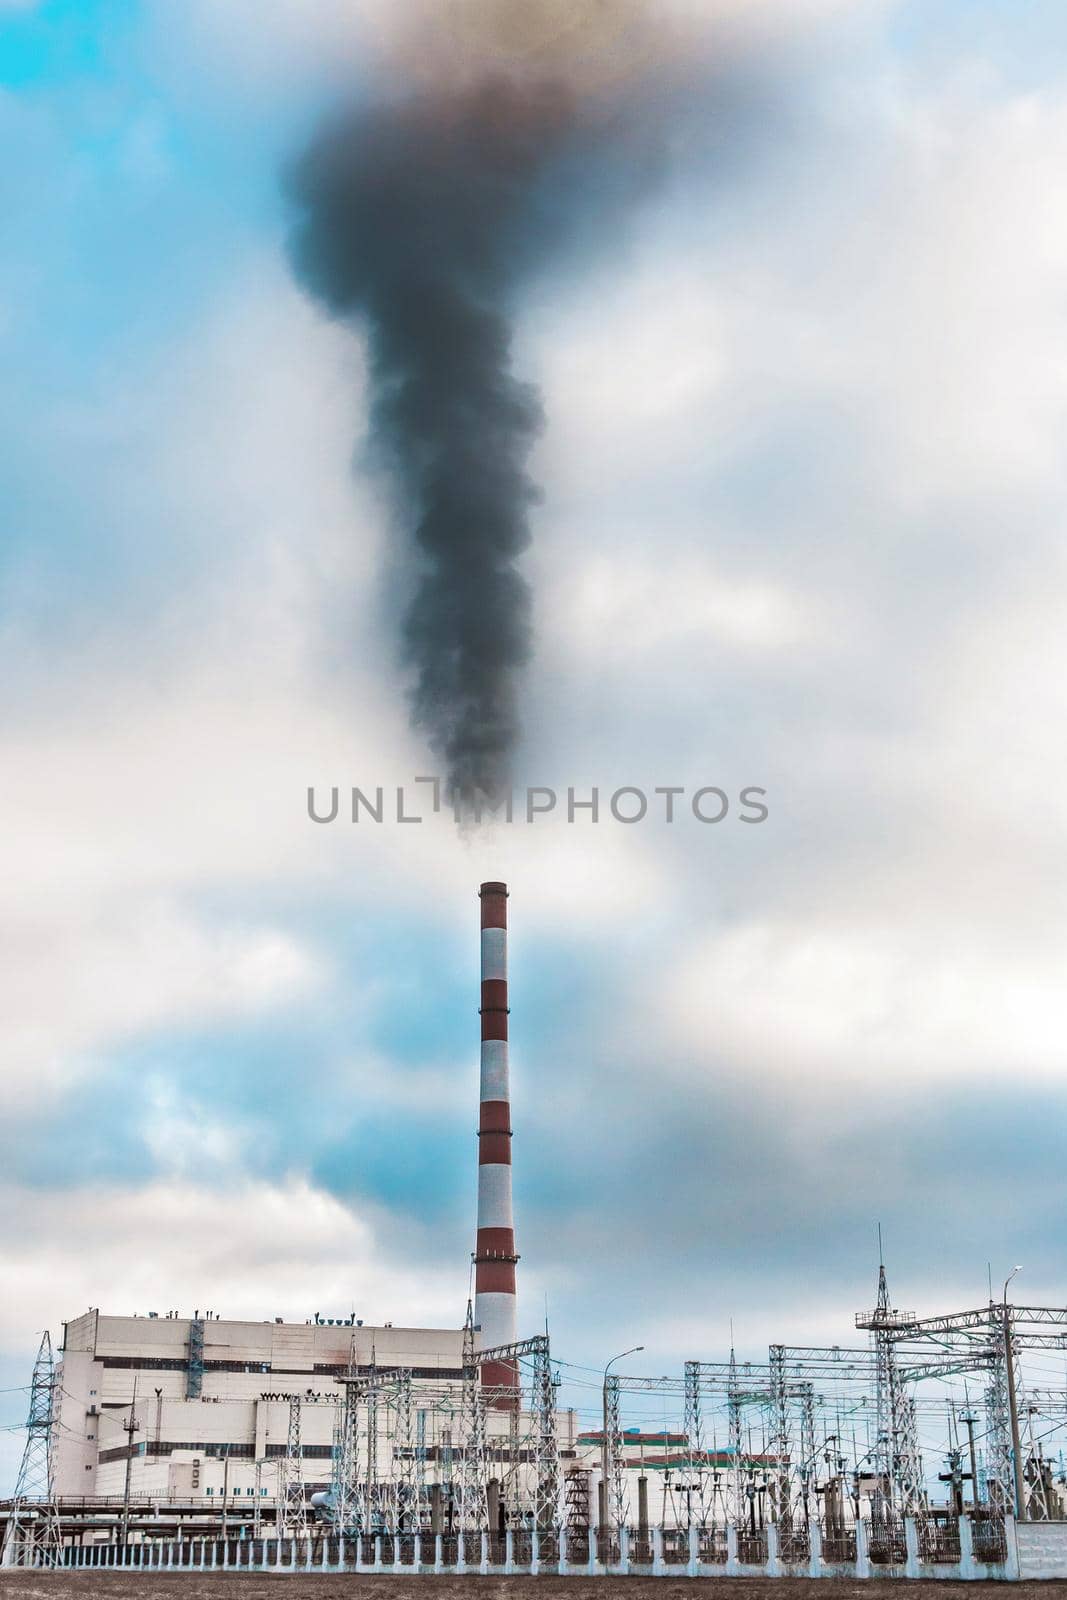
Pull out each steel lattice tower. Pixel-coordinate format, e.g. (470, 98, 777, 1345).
(985, 1306, 1018, 1514)
(456, 1303, 488, 1532)
(604, 1372, 628, 1536)
(727, 1346, 745, 1527)
(283, 1395, 307, 1533)
(392, 1372, 418, 1530)
(3, 1332, 62, 1569)
(331, 1387, 362, 1535)
(769, 1345, 793, 1529)
(684, 1360, 714, 1528)
(531, 1340, 561, 1530)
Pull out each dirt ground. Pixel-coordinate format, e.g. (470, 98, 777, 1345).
(0, 1581, 1060, 1599)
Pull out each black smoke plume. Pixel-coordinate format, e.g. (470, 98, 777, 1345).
(288, 77, 646, 804)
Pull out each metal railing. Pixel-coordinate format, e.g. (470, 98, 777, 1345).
(865, 1516, 907, 1565)
(972, 1516, 1008, 1564)
(821, 1529, 858, 1563)
(918, 1518, 962, 1563)
(736, 1528, 768, 1564)
(26, 1514, 1018, 1578)
(779, 1527, 811, 1565)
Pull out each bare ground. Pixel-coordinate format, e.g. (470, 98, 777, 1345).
(0, 1581, 1060, 1599)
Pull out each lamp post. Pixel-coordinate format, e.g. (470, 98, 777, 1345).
(601, 1347, 643, 1538)
(1002, 1268, 1025, 1520)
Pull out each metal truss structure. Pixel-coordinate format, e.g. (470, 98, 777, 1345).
(3, 1332, 63, 1569)
(282, 1395, 308, 1534)
(321, 1324, 562, 1539)
(854, 1299, 1067, 1524)
(307, 1288, 1067, 1553)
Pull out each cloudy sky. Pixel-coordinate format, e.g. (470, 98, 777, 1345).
(3, 0, 1067, 1484)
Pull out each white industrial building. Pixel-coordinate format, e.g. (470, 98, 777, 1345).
(55, 1308, 579, 1513)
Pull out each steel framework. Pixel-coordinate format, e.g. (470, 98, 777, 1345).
(3, 1332, 62, 1569)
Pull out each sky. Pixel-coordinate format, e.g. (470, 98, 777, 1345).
(3, 0, 1067, 1487)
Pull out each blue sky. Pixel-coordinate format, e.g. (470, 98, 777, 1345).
(3, 0, 1067, 1486)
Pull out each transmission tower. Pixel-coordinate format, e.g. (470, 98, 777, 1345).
(985, 1352, 1014, 1509)
(283, 1395, 307, 1533)
(331, 1384, 362, 1535)
(4, 1332, 62, 1569)
(891, 1374, 926, 1513)
(728, 1346, 745, 1526)
(769, 1345, 793, 1529)
(684, 1360, 714, 1528)
(604, 1372, 628, 1536)
(393, 1371, 418, 1530)
(456, 1303, 488, 1532)
(799, 1382, 818, 1523)
(531, 1340, 561, 1530)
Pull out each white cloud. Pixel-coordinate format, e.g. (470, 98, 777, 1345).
(0, 900, 325, 1110)
(0, 1176, 462, 1354)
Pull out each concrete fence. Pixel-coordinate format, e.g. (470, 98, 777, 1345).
(40, 1515, 1035, 1579)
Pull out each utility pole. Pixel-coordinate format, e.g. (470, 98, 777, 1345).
(120, 1379, 140, 1548)
(221, 1445, 230, 1541)
(960, 1410, 981, 1513)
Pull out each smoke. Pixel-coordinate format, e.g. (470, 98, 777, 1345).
(285, 4, 735, 803)
(289, 82, 583, 802)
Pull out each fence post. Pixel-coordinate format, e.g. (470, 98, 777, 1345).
(588, 1527, 598, 1577)
(767, 1521, 781, 1577)
(809, 1518, 822, 1578)
(1004, 1515, 1019, 1581)
(532, 1528, 541, 1576)
(620, 1524, 630, 1575)
(688, 1522, 699, 1577)
(480, 1530, 489, 1575)
(653, 1526, 665, 1576)
(855, 1517, 870, 1580)
(559, 1527, 569, 1576)
(904, 1516, 920, 1579)
(726, 1523, 740, 1577)
(958, 1514, 975, 1579)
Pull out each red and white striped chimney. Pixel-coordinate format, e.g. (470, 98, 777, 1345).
(475, 881, 519, 1402)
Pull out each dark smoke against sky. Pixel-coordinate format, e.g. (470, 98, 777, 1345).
(288, 83, 583, 803)
(286, 3, 746, 802)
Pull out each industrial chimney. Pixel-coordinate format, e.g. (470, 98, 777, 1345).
(475, 881, 519, 1404)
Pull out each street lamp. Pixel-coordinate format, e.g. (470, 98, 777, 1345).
(602, 1347, 643, 1535)
(1003, 1266, 1021, 1305)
